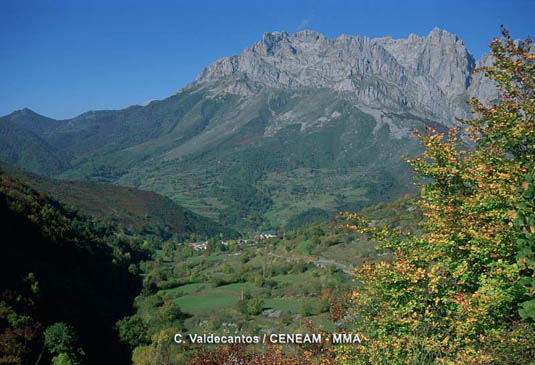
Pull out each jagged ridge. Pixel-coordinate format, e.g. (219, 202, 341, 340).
(191, 28, 497, 125)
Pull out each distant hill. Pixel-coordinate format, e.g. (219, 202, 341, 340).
(0, 107, 63, 134)
(0, 115, 70, 175)
(0, 162, 238, 239)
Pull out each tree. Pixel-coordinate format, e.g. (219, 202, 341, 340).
(516, 173, 535, 321)
(44, 323, 84, 365)
(51, 353, 79, 365)
(115, 316, 150, 349)
(156, 301, 184, 324)
(336, 30, 535, 364)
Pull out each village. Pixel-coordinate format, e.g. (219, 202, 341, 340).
(185, 233, 278, 251)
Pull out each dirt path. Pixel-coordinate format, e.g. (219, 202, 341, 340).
(266, 252, 352, 274)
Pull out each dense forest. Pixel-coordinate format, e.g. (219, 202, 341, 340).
(0, 172, 152, 364)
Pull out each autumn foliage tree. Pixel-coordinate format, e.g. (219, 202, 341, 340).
(336, 29, 535, 364)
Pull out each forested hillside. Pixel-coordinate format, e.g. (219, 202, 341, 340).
(0, 163, 238, 240)
(0, 172, 150, 364)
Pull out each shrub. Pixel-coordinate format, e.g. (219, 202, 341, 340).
(337, 30, 535, 364)
(300, 302, 313, 317)
(246, 298, 264, 316)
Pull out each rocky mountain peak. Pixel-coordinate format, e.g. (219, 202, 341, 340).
(190, 28, 495, 125)
(428, 27, 457, 41)
(376, 27, 474, 98)
(192, 30, 400, 91)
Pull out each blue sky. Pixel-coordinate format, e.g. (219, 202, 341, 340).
(1, 0, 534, 119)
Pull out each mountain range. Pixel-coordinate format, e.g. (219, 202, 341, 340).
(0, 28, 498, 232)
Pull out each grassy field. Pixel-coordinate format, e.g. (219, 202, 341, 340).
(263, 298, 317, 314)
(135, 199, 419, 347)
(142, 243, 352, 336)
(176, 294, 240, 312)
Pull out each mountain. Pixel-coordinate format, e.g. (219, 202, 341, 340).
(0, 28, 498, 232)
(1, 107, 63, 134)
(0, 162, 238, 239)
(192, 28, 477, 123)
(0, 109, 71, 175)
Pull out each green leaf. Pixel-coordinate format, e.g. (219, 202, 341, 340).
(519, 299, 535, 321)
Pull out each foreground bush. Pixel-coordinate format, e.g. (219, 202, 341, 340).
(337, 29, 535, 364)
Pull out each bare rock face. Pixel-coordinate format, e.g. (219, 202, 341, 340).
(377, 28, 475, 98)
(468, 53, 499, 106)
(190, 28, 496, 127)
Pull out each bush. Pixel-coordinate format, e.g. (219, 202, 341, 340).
(280, 311, 293, 326)
(208, 316, 222, 331)
(212, 278, 229, 287)
(292, 261, 308, 273)
(337, 30, 535, 364)
(246, 298, 264, 316)
(236, 299, 248, 315)
(300, 303, 313, 317)
(264, 279, 278, 289)
(318, 297, 330, 313)
(157, 302, 183, 324)
(253, 274, 264, 287)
